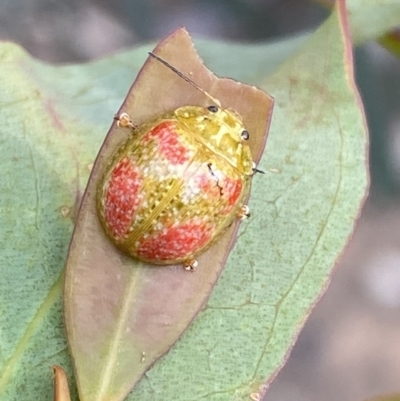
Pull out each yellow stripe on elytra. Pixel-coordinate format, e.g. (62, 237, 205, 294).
(120, 148, 200, 253)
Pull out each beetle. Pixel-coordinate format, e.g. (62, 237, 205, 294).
(96, 52, 261, 271)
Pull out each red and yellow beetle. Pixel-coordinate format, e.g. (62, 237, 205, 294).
(97, 53, 261, 270)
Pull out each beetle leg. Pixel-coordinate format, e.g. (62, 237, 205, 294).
(183, 259, 198, 272)
(114, 112, 137, 130)
(252, 162, 265, 175)
(237, 204, 250, 220)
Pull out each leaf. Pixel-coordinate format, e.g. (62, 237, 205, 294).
(63, 28, 273, 401)
(0, 0, 378, 400)
(53, 366, 72, 401)
(346, 0, 400, 44)
(128, 1, 369, 399)
(309, 0, 400, 45)
(379, 29, 400, 58)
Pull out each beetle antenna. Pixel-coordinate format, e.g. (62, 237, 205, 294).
(148, 52, 221, 107)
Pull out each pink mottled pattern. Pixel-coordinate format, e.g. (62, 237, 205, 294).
(193, 169, 244, 214)
(137, 220, 213, 261)
(194, 170, 222, 198)
(104, 157, 142, 239)
(143, 121, 190, 165)
(224, 177, 243, 206)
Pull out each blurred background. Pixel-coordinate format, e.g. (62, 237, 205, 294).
(2, 0, 400, 400)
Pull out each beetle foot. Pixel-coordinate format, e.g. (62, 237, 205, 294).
(114, 112, 136, 130)
(238, 205, 250, 220)
(183, 259, 198, 272)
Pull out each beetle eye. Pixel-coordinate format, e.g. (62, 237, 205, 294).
(241, 130, 250, 140)
(207, 105, 218, 113)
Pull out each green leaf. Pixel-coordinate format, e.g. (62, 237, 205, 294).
(0, 1, 373, 400)
(309, 0, 400, 45)
(130, 2, 369, 399)
(345, 0, 400, 44)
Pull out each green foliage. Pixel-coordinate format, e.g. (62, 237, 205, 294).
(2, 0, 400, 400)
